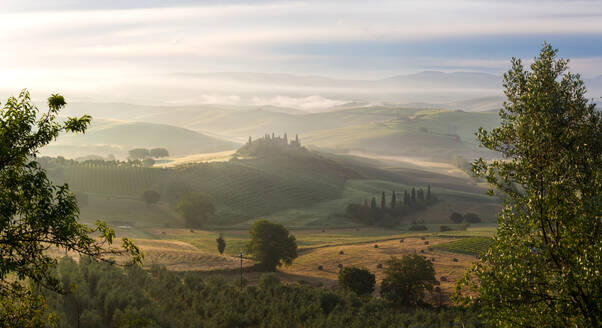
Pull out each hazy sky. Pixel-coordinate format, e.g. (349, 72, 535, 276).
(1, 0, 601, 103)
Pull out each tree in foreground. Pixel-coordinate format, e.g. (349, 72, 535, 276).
(246, 220, 297, 271)
(176, 192, 215, 228)
(216, 234, 226, 255)
(0, 90, 142, 326)
(141, 190, 160, 206)
(338, 266, 375, 296)
(380, 254, 436, 307)
(457, 44, 602, 327)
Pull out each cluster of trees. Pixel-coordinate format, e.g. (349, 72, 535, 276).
(449, 212, 482, 224)
(128, 148, 169, 167)
(235, 133, 304, 157)
(338, 254, 438, 307)
(346, 186, 436, 227)
(39, 257, 481, 328)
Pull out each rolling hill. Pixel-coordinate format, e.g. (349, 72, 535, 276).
(42, 119, 240, 159)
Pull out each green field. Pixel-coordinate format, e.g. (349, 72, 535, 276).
(303, 109, 500, 161)
(432, 236, 494, 256)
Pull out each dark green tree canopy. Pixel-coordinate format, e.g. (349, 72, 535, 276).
(338, 266, 375, 296)
(128, 148, 149, 160)
(246, 220, 297, 271)
(216, 234, 226, 255)
(0, 90, 142, 325)
(141, 190, 160, 205)
(176, 192, 215, 228)
(458, 44, 602, 327)
(149, 148, 169, 158)
(380, 254, 436, 307)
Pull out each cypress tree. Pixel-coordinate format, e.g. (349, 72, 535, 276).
(295, 134, 299, 145)
(391, 191, 397, 208)
(404, 190, 409, 205)
(370, 197, 377, 210)
(284, 133, 288, 144)
(427, 185, 431, 201)
(418, 188, 424, 202)
(411, 187, 416, 203)
(381, 191, 386, 209)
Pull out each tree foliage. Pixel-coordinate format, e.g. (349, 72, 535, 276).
(216, 235, 226, 255)
(0, 90, 142, 325)
(150, 148, 169, 158)
(458, 44, 602, 327)
(338, 266, 375, 296)
(128, 148, 149, 160)
(176, 192, 215, 228)
(246, 220, 297, 271)
(141, 190, 160, 205)
(380, 254, 437, 307)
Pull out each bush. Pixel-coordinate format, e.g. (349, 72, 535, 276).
(439, 225, 452, 232)
(259, 273, 281, 290)
(338, 266, 375, 296)
(409, 225, 428, 231)
(450, 212, 464, 223)
(463, 212, 482, 223)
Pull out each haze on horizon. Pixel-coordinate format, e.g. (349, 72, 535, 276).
(1, 0, 602, 108)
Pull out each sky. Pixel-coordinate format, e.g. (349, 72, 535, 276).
(1, 0, 601, 104)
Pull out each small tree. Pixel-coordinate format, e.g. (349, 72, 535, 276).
(176, 193, 215, 228)
(149, 148, 169, 158)
(141, 190, 160, 206)
(380, 191, 386, 209)
(380, 254, 437, 306)
(411, 187, 416, 203)
(462, 212, 481, 223)
(246, 220, 297, 271)
(128, 148, 149, 160)
(426, 185, 432, 201)
(390, 191, 397, 208)
(216, 234, 226, 255)
(338, 266, 375, 296)
(449, 212, 464, 223)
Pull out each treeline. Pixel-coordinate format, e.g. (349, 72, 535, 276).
(42, 257, 482, 328)
(346, 186, 436, 227)
(236, 132, 304, 157)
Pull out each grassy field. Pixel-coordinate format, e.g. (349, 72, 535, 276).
(432, 236, 494, 256)
(303, 109, 500, 161)
(126, 226, 496, 300)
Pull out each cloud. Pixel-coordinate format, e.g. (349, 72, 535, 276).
(1, 0, 601, 104)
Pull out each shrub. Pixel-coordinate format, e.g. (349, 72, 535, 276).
(439, 225, 452, 232)
(450, 212, 464, 223)
(463, 212, 482, 223)
(409, 225, 428, 231)
(380, 254, 437, 306)
(338, 266, 376, 296)
(259, 273, 281, 290)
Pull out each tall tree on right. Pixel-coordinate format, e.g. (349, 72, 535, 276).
(458, 44, 602, 327)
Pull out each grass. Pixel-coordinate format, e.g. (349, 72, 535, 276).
(303, 109, 500, 161)
(432, 236, 494, 256)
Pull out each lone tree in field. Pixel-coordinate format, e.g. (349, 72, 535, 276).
(150, 148, 169, 158)
(216, 234, 226, 255)
(141, 190, 160, 206)
(0, 90, 142, 326)
(246, 220, 297, 271)
(338, 266, 375, 296)
(380, 254, 436, 307)
(176, 192, 215, 228)
(457, 44, 602, 327)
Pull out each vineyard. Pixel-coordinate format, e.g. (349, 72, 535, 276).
(432, 236, 493, 256)
(42, 150, 358, 226)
